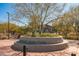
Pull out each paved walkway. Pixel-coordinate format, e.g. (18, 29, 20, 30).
(0, 39, 79, 56)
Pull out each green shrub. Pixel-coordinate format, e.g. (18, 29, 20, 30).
(40, 33, 61, 37)
(25, 32, 62, 37)
(66, 33, 79, 40)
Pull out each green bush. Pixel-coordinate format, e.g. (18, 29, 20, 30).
(25, 32, 62, 37)
(40, 33, 61, 37)
(66, 33, 79, 40)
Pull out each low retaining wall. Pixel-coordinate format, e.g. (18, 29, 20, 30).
(19, 37, 63, 44)
(12, 37, 68, 52)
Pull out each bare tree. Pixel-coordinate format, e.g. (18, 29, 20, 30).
(12, 3, 66, 35)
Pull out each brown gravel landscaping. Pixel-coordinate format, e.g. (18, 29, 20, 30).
(0, 39, 79, 56)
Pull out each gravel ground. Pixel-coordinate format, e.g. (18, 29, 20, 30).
(0, 39, 79, 56)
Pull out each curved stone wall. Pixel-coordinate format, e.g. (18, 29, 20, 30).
(12, 37, 68, 52)
(19, 37, 63, 44)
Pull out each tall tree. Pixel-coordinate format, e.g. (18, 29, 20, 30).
(11, 3, 66, 35)
(52, 5, 79, 39)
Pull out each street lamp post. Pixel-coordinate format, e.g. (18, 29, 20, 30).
(7, 12, 10, 39)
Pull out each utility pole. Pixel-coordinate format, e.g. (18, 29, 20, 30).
(7, 12, 10, 39)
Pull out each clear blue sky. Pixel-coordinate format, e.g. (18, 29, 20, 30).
(0, 3, 27, 26)
(0, 3, 78, 26)
(0, 3, 15, 22)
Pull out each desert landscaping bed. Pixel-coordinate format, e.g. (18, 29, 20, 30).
(0, 39, 79, 56)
